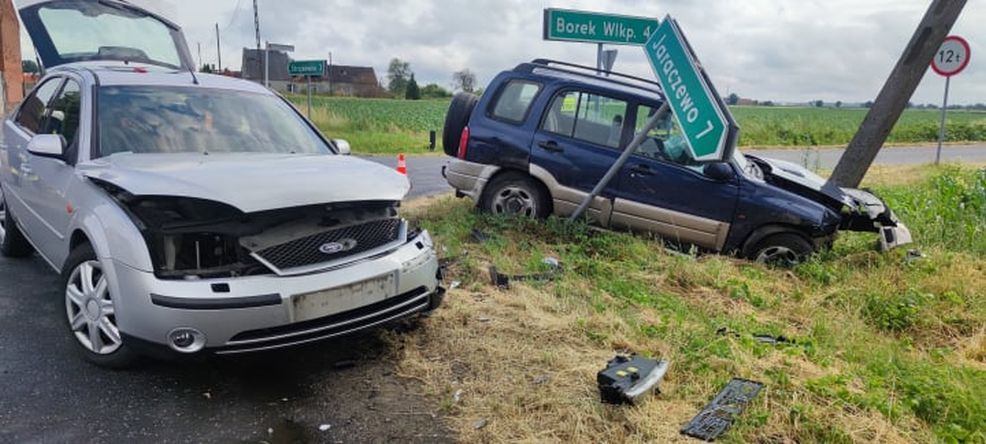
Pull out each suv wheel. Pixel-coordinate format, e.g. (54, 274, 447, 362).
(751, 233, 813, 267)
(62, 243, 138, 368)
(481, 173, 550, 218)
(0, 185, 35, 258)
(442, 93, 478, 157)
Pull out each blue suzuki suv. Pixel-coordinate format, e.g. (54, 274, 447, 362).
(443, 60, 911, 265)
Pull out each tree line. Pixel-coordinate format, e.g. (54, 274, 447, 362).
(386, 58, 477, 100)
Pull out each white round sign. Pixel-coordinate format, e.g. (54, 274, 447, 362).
(932, 36, 970, 77)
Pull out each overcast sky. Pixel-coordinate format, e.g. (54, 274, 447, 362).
(20, 0, 986, 104)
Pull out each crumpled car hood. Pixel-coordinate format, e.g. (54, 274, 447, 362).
(754, 157, 852, 205)
(77, 153, 410, 213)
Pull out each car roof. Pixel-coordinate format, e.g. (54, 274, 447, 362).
(512, 59, 665, 103)
(49, 62, 271, 95)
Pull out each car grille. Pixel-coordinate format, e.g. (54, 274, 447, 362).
(252, 218, 403, 272)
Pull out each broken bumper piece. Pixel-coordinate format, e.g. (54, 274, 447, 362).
(841, 188, 913, 251)
(597, 355, 669, 405)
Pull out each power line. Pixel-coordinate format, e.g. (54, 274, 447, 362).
(219, 0, 244, 33)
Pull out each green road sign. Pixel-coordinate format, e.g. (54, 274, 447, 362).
(644, 16, 736, 161)
(288, 60, 325, 77)
(543, 9, 659, 46)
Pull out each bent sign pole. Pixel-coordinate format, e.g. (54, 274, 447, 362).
(644, 16, 737, 162)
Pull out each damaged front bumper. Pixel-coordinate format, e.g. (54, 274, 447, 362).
(106, 230, 443, 356)
(841, 188, 913, 251)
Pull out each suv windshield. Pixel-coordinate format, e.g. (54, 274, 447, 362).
(97, 86, 331, 156)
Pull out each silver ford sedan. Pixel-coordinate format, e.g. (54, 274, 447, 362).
(1, 0, 443, 367)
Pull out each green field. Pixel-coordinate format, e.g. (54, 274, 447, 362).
(288, 95, 986, 154)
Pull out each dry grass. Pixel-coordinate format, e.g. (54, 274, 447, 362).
(393, 165, 985, 443)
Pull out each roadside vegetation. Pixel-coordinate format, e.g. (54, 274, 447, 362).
(392, 164, 986, 442)
(288, 95, 986, 154)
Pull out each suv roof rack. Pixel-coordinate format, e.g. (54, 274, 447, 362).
(517, 59, 665, 97)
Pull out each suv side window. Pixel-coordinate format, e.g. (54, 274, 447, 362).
(45, 79, 83, 161)
(15, 78, 62, 134)
(490, 80, 541, 123)
(542, 91, 627, 148)
(634, 104, 703, 174)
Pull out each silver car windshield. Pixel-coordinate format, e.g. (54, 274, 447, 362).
(97, 86, 330, 156)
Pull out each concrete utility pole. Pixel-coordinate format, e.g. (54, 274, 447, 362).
(0, 0, 24, 113)
(828, 0, 967, 187)
(215, 23, 222, 72)
(253, 0, 261, 80)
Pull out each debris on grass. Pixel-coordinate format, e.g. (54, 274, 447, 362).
(488, 257, 564, 289)
(680, 378, 764, 442)
(472, 418, 488, 430)
(471, 228, 494, 243)
(597, 355, 669, 405)
(318, 424, 332, 432)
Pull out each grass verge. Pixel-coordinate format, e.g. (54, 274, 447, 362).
(390, 164, 986, 443)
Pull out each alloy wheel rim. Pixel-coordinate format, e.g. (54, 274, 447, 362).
(756, 246, 802, 267)
(65, 260, 122, 355)
(492, 186, 536, 217)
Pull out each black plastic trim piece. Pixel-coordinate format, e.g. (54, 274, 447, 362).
(150, 293, 282, 310)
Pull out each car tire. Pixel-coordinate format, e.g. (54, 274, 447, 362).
(442, 93, 479, 157)
(480, 172, 551, 219)
(62, 243, 139, 369)
(751, 233, 814, 267)
(0, 186, 34, 258)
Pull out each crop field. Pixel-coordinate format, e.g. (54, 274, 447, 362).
(393, 164, 986, 442)
(288, 95, 986, 154)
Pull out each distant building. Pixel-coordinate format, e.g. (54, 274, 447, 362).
(322, 65, 385, 97)
(240, 48, 291, 91)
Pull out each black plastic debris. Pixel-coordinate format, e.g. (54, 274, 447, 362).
(597, 355, 669, 405)
(905, 249, 925, 263)
(488, 257, 563, 290)
(751, 334, 795, 345)
(680, 378, 764, 441)
(471, 228, 494, 243)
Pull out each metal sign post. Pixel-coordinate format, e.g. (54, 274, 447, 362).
(931, 35, 970, 165)
(288, 60, 326, 118)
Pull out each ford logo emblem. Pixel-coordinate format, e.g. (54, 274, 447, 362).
(319, 239, 357, 255)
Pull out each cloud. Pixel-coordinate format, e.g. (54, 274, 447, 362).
(20, 0, 986, 104)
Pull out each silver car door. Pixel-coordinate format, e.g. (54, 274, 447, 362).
(4, 77, 64, 255)
(24, 78, 83, 267)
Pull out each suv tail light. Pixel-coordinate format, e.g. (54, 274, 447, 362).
(457, 127, 470, 159)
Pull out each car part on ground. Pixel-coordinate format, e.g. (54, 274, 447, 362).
(488, 257, 563, 289)
(680, 378, 764, 441)
(443, 93, 479, 157)
(597, 355, 669, 405)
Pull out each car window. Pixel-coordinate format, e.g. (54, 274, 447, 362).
(542, 91, 627, 148)
(44, 79, 83, 152)
(15, 78, 62, 134)
(490, 80, 541, 123)
(97, 86, 331, 156)
(634, 104, 703, 174)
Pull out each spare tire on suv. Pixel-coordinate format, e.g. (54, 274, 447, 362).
(443, 93, 479, 156)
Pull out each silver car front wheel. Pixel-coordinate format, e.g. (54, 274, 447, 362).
(65, 260, 122, 355)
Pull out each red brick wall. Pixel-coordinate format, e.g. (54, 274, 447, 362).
(0, 0, 24, 109)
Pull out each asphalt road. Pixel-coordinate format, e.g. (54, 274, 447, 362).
(366, 144, 986, 198)
(0, 254, 451, 443)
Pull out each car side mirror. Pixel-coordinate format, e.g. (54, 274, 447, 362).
(703, 162, 735, 182)
(27, 134, 65, 158)
(333, 139, 351, 155)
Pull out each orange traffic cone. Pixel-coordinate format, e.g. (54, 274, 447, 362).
(396, 153, 407, 175)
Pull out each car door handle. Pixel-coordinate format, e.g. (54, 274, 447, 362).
(629, 164, 654, 176)
(538, 141, 564, 153)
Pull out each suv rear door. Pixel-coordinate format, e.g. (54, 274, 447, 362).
(530, 88, 631, 223)
(19, 0, 194, 70)
(611, 104, 739, 251)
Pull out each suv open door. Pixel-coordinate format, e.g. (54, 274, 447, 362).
(18, 0, 194, 70)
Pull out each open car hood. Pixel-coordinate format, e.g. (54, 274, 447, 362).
(752, 156, 854, 207)
(77, 153, 411, 213)
(18, 0, 194, 70)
